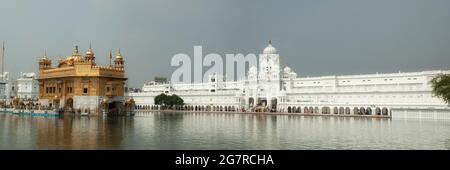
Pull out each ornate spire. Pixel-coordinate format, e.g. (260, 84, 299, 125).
(116, 48, 122, 59)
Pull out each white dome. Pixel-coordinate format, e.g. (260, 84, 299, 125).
(283, 67, 291, 73)
(263, 41, 277, 54)
(263, 44, 277, 54)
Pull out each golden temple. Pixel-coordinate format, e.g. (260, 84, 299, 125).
(37, 45, 127, 115)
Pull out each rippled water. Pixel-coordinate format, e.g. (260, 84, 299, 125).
(1, 111, 450, 150)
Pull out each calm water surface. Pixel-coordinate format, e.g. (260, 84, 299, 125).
(1, 111, 450, 150)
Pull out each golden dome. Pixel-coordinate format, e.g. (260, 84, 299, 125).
(40, 51, 49, 61)
(86, 48, 94, 55)
(116, 51, 123, 59)
(86, 44, 94, 55)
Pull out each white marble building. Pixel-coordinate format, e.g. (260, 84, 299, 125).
(0, 72, 16, 100)
(128, 41, 450, 115)
(16, 72, 39, 100)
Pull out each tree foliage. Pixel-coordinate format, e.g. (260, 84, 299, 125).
(431, 74, 450, 105)
(154, 93, 184, 108)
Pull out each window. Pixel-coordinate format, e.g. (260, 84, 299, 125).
(83, 88, 88, 94)
(210, 89, 216, 93)
(107, 87, 110, 92)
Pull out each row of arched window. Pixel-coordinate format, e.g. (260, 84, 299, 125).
(135, 105, 238, 112)
(285, 106, 390, 115)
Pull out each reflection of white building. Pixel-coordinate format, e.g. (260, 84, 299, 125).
(128, 41, 450, 116)
(16, 72, 39, 100)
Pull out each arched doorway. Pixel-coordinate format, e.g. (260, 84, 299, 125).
(339, 107, 345, 114)
(296, 107, 301, 113)
(353, 107, 359, 115)
(270, 97, 277, 112)
(382, 107, 389, 115)
(366, 107, 372, 115)
(375, 107, 381, 115)
(66, 98, 73, 109)
(258, 98, 267, 107)
(249, 98, 255, 108)
(333, 107, 338, 114)
(322, 107, 330, 114)
(360, 107, 366, 115)
(345, 107, 351, 114)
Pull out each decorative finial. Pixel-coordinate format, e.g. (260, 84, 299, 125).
(269, 40, 272, 45)
(89, 42, 92, 49)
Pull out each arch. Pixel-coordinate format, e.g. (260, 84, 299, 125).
(322, 107, 330, 114)
(287, 106, 292, 113)
(314, 107, 319, 114)
(296, 106, 301, 113)
(309, 107, 314, 114)
(339, 107, 345, 114)
(65, 98, 73, 109)
(333, 107, 339, 114)
(249, 97, 255, 108)
(382, 107, 389, 115)
(360, 107, 366, 115)
(366, 107, 372, 115)
(292, 107, 296, 113)
(345, 107, 351, 114)
(220, 106, 223, 112)
(375, 107, 381, 115)
(304, 107, 308, 113)
(270, 97, 277, 111)
(353, 107, 359, 115)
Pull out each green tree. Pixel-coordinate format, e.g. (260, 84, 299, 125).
(154, 93, 168, 105)
(154, 93, 184, 109)
(431, 74, 450, 104)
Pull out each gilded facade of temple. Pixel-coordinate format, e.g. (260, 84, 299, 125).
(37, 45, 127, 115)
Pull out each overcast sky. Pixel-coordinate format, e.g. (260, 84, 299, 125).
(1, 0, 450, 87)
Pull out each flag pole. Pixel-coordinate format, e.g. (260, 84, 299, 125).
(109, 49, 112, 67)
(1, 41, 4, 78)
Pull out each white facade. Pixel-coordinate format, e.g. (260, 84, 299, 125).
(0, 72, 16, 100)
(16, 72, 39, 99)
(128, 41, 450, 115)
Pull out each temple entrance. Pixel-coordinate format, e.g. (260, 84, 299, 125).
(270, 97, 277, 112)
(66, 98, 73, 109)
(249, 98, 255, 108)
(257, 98, 267, 107)
(107, 101, 122, 116)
